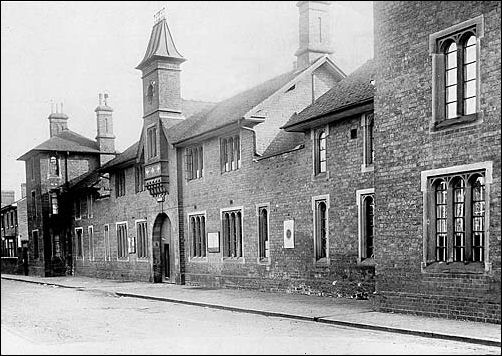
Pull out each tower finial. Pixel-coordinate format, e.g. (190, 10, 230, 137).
(104, 93, 109, 106)
(99, 93, 103, 106)
(50, 99, 54, 114)
(154, 7, 165, 24)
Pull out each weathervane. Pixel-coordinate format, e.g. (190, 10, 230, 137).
(154, 7, 166, 24)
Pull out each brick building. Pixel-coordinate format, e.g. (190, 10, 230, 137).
(17, 100, 118, 277)
(1, 188, 28, 274)
(18, 1, 500, 323)
(372, 1, 501, 323)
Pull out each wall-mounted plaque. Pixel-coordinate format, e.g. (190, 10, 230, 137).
(283, 219, 295, 249)
(207, 232, 220, 253)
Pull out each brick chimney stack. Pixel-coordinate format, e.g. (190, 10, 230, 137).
(95, 93, 116, 166)
(295, 1, 334, 70)
(48, 101, 69, 137)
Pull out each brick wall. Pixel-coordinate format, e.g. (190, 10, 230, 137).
(71, 142, 185, 283)
(373, 1, 501, 323)
(182, 112, 375, 298)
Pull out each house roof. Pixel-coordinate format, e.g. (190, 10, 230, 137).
(136, 17, 185, 70)
(169, 68, 308, 145)
(181, 99, 217, 120)
(67, 169, 101, 191)
(17, 129, 100, 161)
(99, 141, 140, 172)
(282, 59, 376, 131)
(260, 130, 306, 158)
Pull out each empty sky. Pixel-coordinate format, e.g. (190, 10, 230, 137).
(1, 1, 373, 199)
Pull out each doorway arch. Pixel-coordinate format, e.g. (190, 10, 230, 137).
(152, 213, 173, 283)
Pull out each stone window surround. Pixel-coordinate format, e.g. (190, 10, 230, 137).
(311, 194, 330, 265)
(220, 206, 245, 263)
(429, 15, 484, 132)
(116, 221, 129, 261)
(103, 224, 111, 262)
(146, 123, 158, 159)
(135, 219, 149, 261)
(185, 145, 204, 181)
(420, 161, 493, 273)
(311, 125, 330, 181)
(187, 211, 207, 262)
(256, 202, 271, 265)
(74, 227, 83, 260)
(360, 112, 374, 173)
(356, 188, 375, 264)
(88, 225, 95, 261)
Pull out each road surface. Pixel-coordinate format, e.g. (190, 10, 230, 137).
(1, 279, 500, 355)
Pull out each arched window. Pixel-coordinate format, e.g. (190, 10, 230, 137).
(193, 147, 199, 179)
(316, 130, 327, 174)
(427, 170, 487, 264)
(222, 209, 242, 258)
(462, 34, 477, 115)
(147, 83, 154, 104)
(363, 195, 375, 259)
(315, 200, 328, 260)
(441, 32, 477, 120)
(471, 175, 485, 262)
(258, 207, 269, 259)
(452, 178, 465, 261)
(445, 41, 458, 119)
(431, 18, 482, 127)
(435, 180, 448, 262)
(228, 137, 234, 171)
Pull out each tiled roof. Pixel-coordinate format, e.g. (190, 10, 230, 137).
(18, 129, 100, 160)
(182, 99, 216, 119)
(260, 130, 306, 158)
(170, 68, 307, 144)
(282, 59, 375, 130)
(67, 170, 100, 190)
(100, 141, 140, 171)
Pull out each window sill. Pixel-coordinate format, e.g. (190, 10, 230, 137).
(421, 261, 489, 274)
(222, 257, 245, 263)
(314, 257, 330, 267)
(358, 257, 376, 266)
(136, 257, 150, 262)
(190, 257, 208, 263)
(432, 113, 479, 131)
(312, 171, 330, 182)
(361, 164, 374, 173)
(257, 257, 271, 265)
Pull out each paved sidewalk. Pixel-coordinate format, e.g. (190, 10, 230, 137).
(2, 274, 500, 347)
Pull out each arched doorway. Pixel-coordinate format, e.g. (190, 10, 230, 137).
(152, 213, 173, 283)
